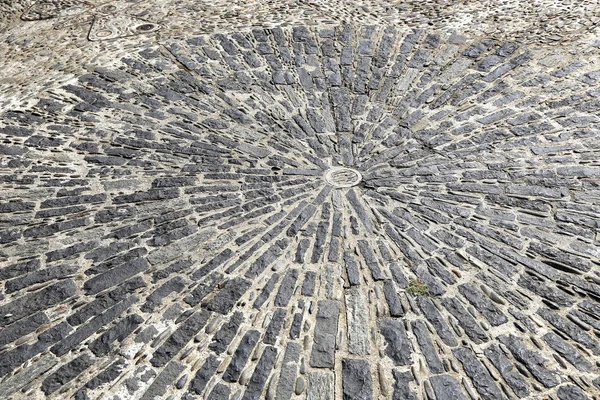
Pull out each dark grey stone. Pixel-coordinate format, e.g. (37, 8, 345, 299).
(392, 370, 417, 400)
(542, 332, 592, 371)
(498, 334, 558, 388)
(209, 311, 244, 355)
(302, 271, 317, 296)
(85, 359, 127, 390)
(52, 296, 138, 356)
(189, 355, 221, 395)
(557, 385, 589, 400)
(383, 280, 404, 317)
(378, 318, 412, 366)
(264, 308, 287, 345)
(442, 298, 488, 344)
(208, 383, 231, 400)
(223, 330, 260, 382)
(344, 251, 361, 286)
(203, 277, 251, 315)
(89, 315, 144, 356)
(411, 320, 443, 374)
(310, 300, 340, 368)
(141, 277, 186, 312)
(84, 258, 149, 295)
(242, 346, 278, 400)
(140, 361, 186, 400)
(429, 375, 467, 400)
(0, 312, 49, 347)
(275, 269, 298, 307)
(342, 359, 372, 400)
(275, 342, 302, 400)
(417, 297, 457, 347)
(538, 308, 600, 355)
(453, 347, 503, 400)
(5, 264, 79, 294)
(41, 354, 95, 395)
(0, 280, 77, 327)
(151, 310, 210, 367)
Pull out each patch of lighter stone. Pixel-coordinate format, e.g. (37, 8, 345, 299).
(324, 167, 362, 188)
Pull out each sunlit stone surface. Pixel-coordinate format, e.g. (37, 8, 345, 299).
(1, 1, 600, 399)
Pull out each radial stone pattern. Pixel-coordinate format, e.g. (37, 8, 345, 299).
(1, 22, 600, 400)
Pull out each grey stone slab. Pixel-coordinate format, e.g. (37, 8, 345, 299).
(345, 288, 370, 355)
(0, 280, 77, 327)
(189, 355, 221, 395)
(275, 342, 302, 400)
(411, 320, 444, 374)
(392, 370, 417, 400)
(140, 361, 186, 400)
(151, 310, 210, 367)
(342, 359, 372, 400)
(310, 300, 340, 368)
(0, 354, 58, 398)
(42, 353, 95, 395)
(209, 311, 244, 355)
(223, 330, 261, 382)
(204, 277, 251, 314)
(307, 372, 334, 400)
(498, 334, 558, 388)
(453, 347, 504, 400)
(379, 318, 412, 366)
(429, 375, 467, 400)
(242, 346, 278, 400)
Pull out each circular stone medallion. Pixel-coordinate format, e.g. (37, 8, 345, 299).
(325, 167, 362, 188)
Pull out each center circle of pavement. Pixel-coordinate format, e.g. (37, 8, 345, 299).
(324, 167, 362, 188)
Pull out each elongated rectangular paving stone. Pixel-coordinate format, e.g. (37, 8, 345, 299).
(307, 372, 335, 400)
(310, 300, 340, 368)
(345, 288, 370, 355)
(242, 345, 278, 400)
(151, 310, 210, 367)
(140, 361, 186, 400)
(342, 359, 372, 400)
(223, 330, 261, 382)
(275, 342, 302, 400)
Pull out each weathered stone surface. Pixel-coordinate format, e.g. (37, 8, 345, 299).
(0, 354, 57, 398)
(310, 300, 340, 368)
(392, 370, 417, 400)
(345, 288, 370, 355)
(453, 347, 503, 400)
(498, 334, 559, 388)
(140, 361, 186, 400)
(223, 330, 261, 382)
(275, 342, 302, 400)
(264, 308, 287, 345)
(429, 375, 467, 400)
(209, 311, 244, 355)
(342, 359, 372, 400)
(484, 344, 530, 398)
(41, 354, 95, 395)
(189, 355, 221, 395)
(52, 296, 138, 356)
(557, 385, 589, 400)
(203, 277, 251, 314)
(151, 310, 210, 367)
(0, 280, 77, 327)
(242, 346, 278, 400)
(411, 320, 444, 374)
(307, 372, 335, 400)
(0, 19, 599, 400)
(379, 318, 412, 366)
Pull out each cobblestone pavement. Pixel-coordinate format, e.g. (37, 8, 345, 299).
(1, 1, 600, 400)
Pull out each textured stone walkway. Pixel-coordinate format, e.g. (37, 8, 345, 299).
(1, 1, 600, 400)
